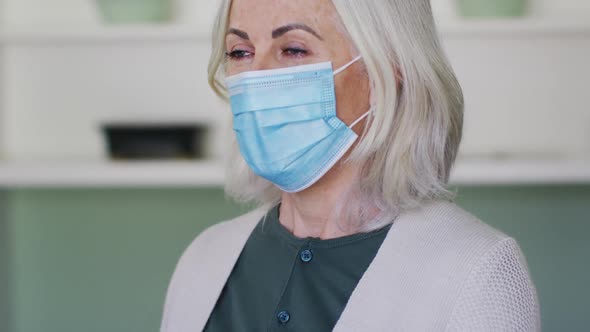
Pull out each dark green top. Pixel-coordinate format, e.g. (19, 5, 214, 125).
(203, 204, 392, 332)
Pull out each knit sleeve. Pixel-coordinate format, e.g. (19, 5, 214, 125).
(445, 237, 541, 332)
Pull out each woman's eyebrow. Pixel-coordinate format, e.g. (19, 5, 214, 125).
(227, 28, 250, 40)
(272, 23, 323, 40)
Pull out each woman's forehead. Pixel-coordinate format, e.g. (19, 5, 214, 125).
(228, 0, 336, 34)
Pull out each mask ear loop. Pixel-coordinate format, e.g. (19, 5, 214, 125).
(349, 109, 373, 129)
(333, 55, 363, 76)
(334, 54, 369, 129)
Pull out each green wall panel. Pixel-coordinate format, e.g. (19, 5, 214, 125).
(0, 191, 12, 332)
(1, 186, 589, 332)
(5, 188, 249, 332)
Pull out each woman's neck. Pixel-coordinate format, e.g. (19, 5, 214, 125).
(278, 162, 367, 240)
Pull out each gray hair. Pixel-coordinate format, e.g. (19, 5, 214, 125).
(208, 0, 464, 232)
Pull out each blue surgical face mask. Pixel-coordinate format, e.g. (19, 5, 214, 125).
(225, 56, 370, 193)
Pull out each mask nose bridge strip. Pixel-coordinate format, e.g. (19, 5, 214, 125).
(333, 55, 362, 76)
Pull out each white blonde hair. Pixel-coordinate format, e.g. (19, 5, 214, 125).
(208, 0, 464, 232)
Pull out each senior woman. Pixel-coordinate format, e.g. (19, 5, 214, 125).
(161, 0, 540, 331)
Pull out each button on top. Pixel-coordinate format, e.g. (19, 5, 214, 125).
(277, 310, 291, 324)
(300, 249, 313, 262)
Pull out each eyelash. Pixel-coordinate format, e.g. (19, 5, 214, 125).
(282, 47, 308, 57)
(225, 50, 252, 60)
(224, 48, 309, 61)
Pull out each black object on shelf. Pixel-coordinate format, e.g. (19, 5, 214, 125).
(102, 123, 208, 160)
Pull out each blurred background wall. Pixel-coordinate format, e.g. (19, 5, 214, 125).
(0, 0, 589, 331)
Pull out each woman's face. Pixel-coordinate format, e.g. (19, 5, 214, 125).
(225, 0, 370, 133)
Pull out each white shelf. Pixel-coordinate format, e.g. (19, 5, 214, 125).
(0, 160, 225, 188)
(0, 158, 589, 188)
(438, 17, 590, 37)
(450, 158, 590, 185)
(1, 18, 590, 45)
(0, 24, 209, 44)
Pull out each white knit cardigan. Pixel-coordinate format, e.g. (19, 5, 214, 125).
(160, 200, 541, 331)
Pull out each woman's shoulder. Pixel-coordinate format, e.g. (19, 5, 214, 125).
(183, 208, 267, 256)
(386, 200, 528, 285)
(338, 201, 540, 331)
(406, 200, 533, 277)
(398, 199, 511, 249)
(165, 208, 266, 288)
(161, 208, 267, 331)
(414, 201, 541, 330)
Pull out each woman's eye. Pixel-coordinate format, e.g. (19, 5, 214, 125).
(282, 48, 308, 57)
(225, 50, 253, 60)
